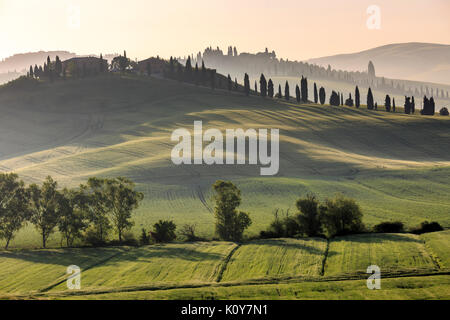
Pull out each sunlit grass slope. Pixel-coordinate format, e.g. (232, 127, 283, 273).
(324, 233, 438, 276)
(0, 233, 449, 299)
(0, 247, 126, 294)
(49, 242, 236, 291)
(57, 275, 450, 300)
(422, 230, 450, 268)
(220, 238, 327, 281)
(0, 74, 449, 247)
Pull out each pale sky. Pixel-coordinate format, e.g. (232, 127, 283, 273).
(0, 0, 449, 61)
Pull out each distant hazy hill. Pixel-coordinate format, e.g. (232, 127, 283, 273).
(308, 43, 450, 85)
(0, 51, 77, 73)
(0, 51, 119, 84)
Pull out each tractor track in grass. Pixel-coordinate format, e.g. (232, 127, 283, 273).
(6, 269, 449, 300)
(320, 239, 330, 276)
(216, 244, 241, 283)
(37, 247, 133, 293)
(196, 185, 213, 213)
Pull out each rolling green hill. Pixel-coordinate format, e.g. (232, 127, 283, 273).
(0, 74, 449, 248)
(220, 238, 327, 281)
(324, 233, 438, 276)
(0, 231, 449, 299)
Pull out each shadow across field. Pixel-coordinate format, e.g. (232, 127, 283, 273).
(247, 238, 328, 256)
(0, 247, 126, 267)
(109, 245, 226, 263)
(332, 233, 424, 244)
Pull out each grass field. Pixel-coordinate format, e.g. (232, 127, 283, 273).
(324, 233, 439, 276)
(220, 238, 327, 281)
(0, 247, 127, 294)
(422, 230, 450, 268)
(0, 74, 449, 248)
(50, 242, 236, 291)
(56, 275, 450, 300)
(0, 232, 448, 300)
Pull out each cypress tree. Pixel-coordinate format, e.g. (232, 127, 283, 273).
(278, 84, 282, 99)
(201, 60, 207, 83)
(314, 83, 318, 104)
(411, 96, 415, 114)
(296, 85, 301, 102)
(100, 54, 104, 73)
(29, 66, 34, 78)
(227, 74, 232, 91)
(301, 76, 308, 102)
(367, 88, 374, 110)
(259, 74, 267, 97)
(422, 96, 435, 115)
(185, 56, 192, 81)
(55, 56, 62, 77)
(404, 96, 412, 114)
(255, 81, 258, 94)
(319, 87, 326, 105)
(194, 63, 199, 85)
(385, 95, 391, 112)
(235, 78, 238, 91)
(244, 73, 250, 96)
(345, 93, 354, 107)
(285, 81, 290, 101)
(340, 93, 344, 106)
(268, 79, 274, 98)
(393, 98, 396, 112)
(430, 97, 435, 115)
(330, 91, 340, 106)
(355, 86, 360, 108)
(34, 65, 39, 78)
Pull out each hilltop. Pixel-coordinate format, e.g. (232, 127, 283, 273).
(308, 42, 450, 85)
(0, 74, 449, 248)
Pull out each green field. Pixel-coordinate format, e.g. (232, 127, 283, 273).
(0, 232, 448, 300)
(324, 233, 439, 276)
(0, 247, 126, 294)
(0, 74, 449, 248)
(220, 238, 327, 281)
(422, 230, 450, 268)
(57, 275, 450, 300)
(51, 242, 236, 291)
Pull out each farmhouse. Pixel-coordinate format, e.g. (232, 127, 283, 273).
(62, 57, 107, 77)
(136, 57, 166, 75)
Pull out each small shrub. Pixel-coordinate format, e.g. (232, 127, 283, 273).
(260, 209, 301, 239)
(439, 107, 449, 116)
(411, 221, 444, 234)
(139, 228, 151, 245)
(259, 230, 280, 239)
(151, 220, 177, 243)
(179, 224, 204, 242)
(320, 194, 365, 237)
(373, 221, 404, 233)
